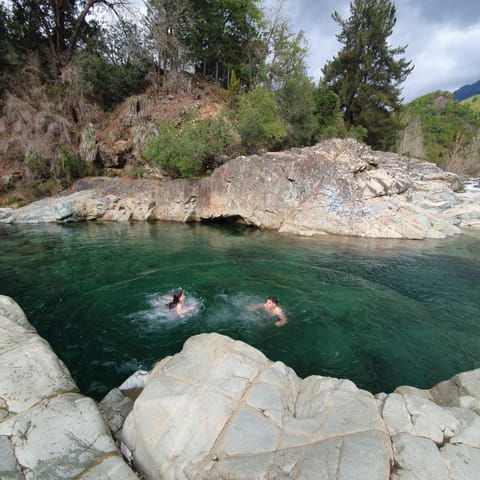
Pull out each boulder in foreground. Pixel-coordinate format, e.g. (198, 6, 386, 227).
(118, 333, 480, 480)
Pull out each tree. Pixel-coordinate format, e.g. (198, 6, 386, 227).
(261, 3, 317, 147)
(145, 0, 193, 89)
(74, 19, 152, 109)
(5, 0, 126, 73)
(322, 0, 413, 150)
(0, 5, 18, 94)
(237, 86, 287, 153)
(187, 0, 264, 88)
(401, 91, 480, 173)
(313, 84, 346, 140)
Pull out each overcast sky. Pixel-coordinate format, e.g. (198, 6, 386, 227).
(262, 0, 480, 102)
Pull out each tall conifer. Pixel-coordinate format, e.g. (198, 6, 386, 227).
(322, 0, 413, 150)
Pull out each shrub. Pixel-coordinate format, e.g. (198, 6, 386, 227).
(143, 111, 235, 177)
(236, 87, 287, 154)
(25, 146, 88, 195)
(74, 51, 151, 110)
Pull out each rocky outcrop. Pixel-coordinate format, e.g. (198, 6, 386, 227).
(0, 295, 137, 479)
(106, 333, 480, 480)
(1, 139, 480, 239)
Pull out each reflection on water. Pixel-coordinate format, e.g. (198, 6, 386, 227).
(1, 221, 479, 399)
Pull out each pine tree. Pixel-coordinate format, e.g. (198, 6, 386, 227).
(322, 0, 413, 150)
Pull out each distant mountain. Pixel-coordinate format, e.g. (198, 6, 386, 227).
(453, 80, 480, 101)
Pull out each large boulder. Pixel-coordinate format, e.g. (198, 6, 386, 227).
(120, 333, 393, 479)
(1, 139, 479, 239)
(114, 333, 480, 480)
(0, 295, 137, 479)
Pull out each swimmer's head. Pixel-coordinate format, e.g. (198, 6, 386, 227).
(266, 296, 278, 305)
(168, 290, 184, 309)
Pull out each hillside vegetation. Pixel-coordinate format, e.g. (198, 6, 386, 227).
(1, 1, 479, 208)
(398, 91, 480, 176)
(462, 94, 480, 114)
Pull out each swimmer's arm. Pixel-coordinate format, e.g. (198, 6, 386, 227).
(176, 304, 196, 315)
(274, 308, 288, 327)
(247, 303, 263, 311)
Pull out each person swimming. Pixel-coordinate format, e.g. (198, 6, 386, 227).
(167, 290, 196, 316)
(248, 295, 288, 327)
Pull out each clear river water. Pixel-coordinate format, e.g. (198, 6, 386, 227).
(1, 221, 479, 400)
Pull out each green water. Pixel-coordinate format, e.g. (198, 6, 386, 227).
(1, 221, 479, 399)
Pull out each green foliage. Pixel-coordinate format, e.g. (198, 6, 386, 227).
(56, 146, 89, 184)
(314, 85, 346, 140)
(236, 86, 288, 153)
(74, 51, 151, 109)
(228, 70, 241, 106)
(462, 94, 480, 115)
(187, 0, 265, 87)
(263, 21, 309, 90)
(143, 111, 235, 177)
(403, 91, 480, 169)
(25, 146, 89, 195)
(322, 0, 413, 150)
(0, 6, 16, 93)
(347, 125, 368, 143)
(276, 74, 318, 147)
(5, 0, 105, 75)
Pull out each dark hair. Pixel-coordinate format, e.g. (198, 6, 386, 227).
(168, 290, 183, 309)
(266, 296, 278, 305)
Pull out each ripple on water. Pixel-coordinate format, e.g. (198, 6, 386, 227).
(1, 222, 480, 399)
(129, 290, 203, 330)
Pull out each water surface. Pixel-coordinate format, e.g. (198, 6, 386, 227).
(1, 221, 479, 399)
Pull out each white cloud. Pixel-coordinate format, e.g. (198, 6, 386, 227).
(265, 0, 480, 102)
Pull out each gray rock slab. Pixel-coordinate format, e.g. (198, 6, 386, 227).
(0, 436, 22, 479)
(75, 453, 139, 480)
(121, 333, 392, 480)
(441, 443, 480, 480)
(392, 433, 450, 480)
(0, 335, 78, 414)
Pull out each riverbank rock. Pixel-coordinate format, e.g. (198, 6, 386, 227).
(0, 295, 138, 479)
(112, 333, 480, 480)
(119, 333, 393, 479)
(1, 139, 480, 239)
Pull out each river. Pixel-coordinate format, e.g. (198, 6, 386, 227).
(1, 221, 479, 399)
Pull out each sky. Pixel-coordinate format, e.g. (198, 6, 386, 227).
(262, 0, 480, 102)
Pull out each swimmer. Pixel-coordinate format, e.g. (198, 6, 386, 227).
(167, 290, 196, 316)
(248, 296, 288, 327)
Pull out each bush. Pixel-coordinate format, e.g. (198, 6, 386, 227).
(237, 87, 287, 154)
(74, 51, 151, 110)
(143, 111, 235, 177)
(25, 146, 88, 195)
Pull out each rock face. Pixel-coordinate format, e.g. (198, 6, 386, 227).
(0, 295, 137, 479)
(116, 333, 480, 480)
(1, 139, 480, 239)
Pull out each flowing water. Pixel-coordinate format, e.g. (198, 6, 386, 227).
(1, 221, 479, 400)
